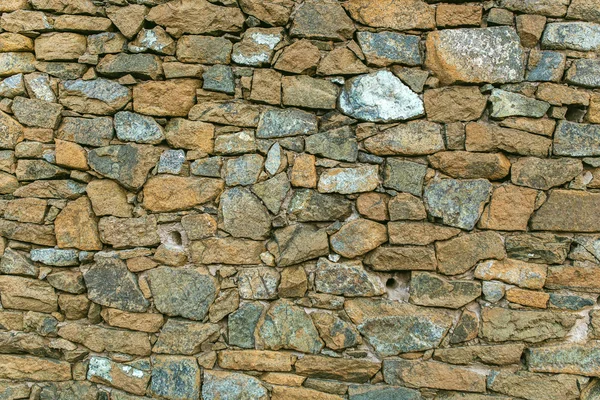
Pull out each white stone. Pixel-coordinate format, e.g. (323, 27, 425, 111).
(318, 165, 380, 194)
(114, 111, 164, 144)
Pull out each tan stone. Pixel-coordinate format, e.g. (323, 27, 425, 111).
(291, 153, 317, 188)
(101, 308, 164, 333)
(35, 33, 87, 61)
(0, 172, 19, 194)
(500, 117, 556, 137)
(98, 215, 160, 248)
(0, 10, 52, 33)
(356, 192, 389, 221)
(274, 40, 321, 74)
(143, 175, 223, 212)
(191, 237, 265, 265)
(344, 0, 435, 31)
(428, 151, 510, 180)
(30, 0, 102, 14)
(531, 189, 600, 232)
(423, 86, 487, 123)
(55, 196, 102, 251)
(0, 220, 55, 246)
(434, 343, 525, 366)
(53, 15, 113, 32)
(189, 100, 263, 127)
(317, 47, 368, 76)
(126, 256, 158, 273)
(261, 373, 305, 387)
(238, 0, 294, 26)
(475, 258, 547, 289)
(106, 4, 147, 39)
(536, 82, 590, 106)
(506, 287, 549, 308)
(545, 262, 600, 291)
(0, 275, 57, 312)
(478, 184, 538, 231)
(295, 355, 380, 383)
(588, 94, 600, 124)
(133, 79, 200, 117)
(0, 33, 33, 52)
(88, 356, 149, 396)
(465, 122, 552, 158)
(436, 4, 483, 27)
(436, 231, 506, 275)
(55, 139, 88, 170)
(86, 179, 133, 218)
(364, 246, 437, 271)
(250, 69, 282, 105)
(282, 75, 337, 110)
(388, 221, 460, 245)
(58, 323, 151, 356)
(4, 198, 47, 224)
(516, 14, 546, 47)
(364, 121, 444, 156)
(181, 213, 217, 240)
(330, 219, 387, 258)
(0, 0, 28, 12)
(0, 355, 71, 381)
(388, 193, 427, 221)
(59, 293, 89, 319)
(165, 118, 214, 152)
(488, 371, 580, 400)
(279, 266, 308, 298)
(218, 350, 295, 372)
(271, 386, 343, 400)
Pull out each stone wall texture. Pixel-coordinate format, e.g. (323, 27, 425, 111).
(1, 0, 600, 399)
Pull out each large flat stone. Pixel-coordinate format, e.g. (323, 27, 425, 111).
(554, 121, 600, 156)
(531, 189, 600, 232)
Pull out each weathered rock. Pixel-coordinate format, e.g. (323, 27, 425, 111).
(0, 73, 26, 98)
(55, 196, 102, 251)
(410, 272, 481, 309)
(311, 311, 361, 351)
(87, 356, 149, 396)
(0, 275, 56, 312)
(238, 0, 294, 26)
(257, 108, 317, 139)
(0, 220, 56, 246)
(506, 234, 570, 266)
(274, 40, 320, 74)
(315, 258, 384, 297)
(383, 359, 486, 393)
(106, 4, 147, 40)
(481, 307, 578, 343)
(98, 215, 160, 248)
(133, 79, 200, 117)
(291, 0, 355, 41)
(487, 371, 580, 400)
(153, 319, 219, 354)
(475, 258, 547, 289)
(339, 71, 424, 122)
(39, 381, 98, 400)
(436, 231, 506, 275)
(58, 117, 113, 148)
(531, 189, 600, 232)
(318, 165, 379, 194)
(35, 33, 87, 61)
(364, 120, 443, 156)
(251, 173, 290, 214)
(478, 184, 538, 231)
(58, 322, 151, 355)
(15, 159, 68, 181)
(542, 22, 600, 51)
(317, 47, 369, 76)
(295, 355, 380, 384)
(237, 267, 280, 300)
(269, 224, 329, 267)
(466, 122, 552, 158)
(511, 157, 582, 190)
(566, 59, 600, 89)
(489, 89, 550, 118)
(224, 154, 264, 186)
(305, 126, 358, 162)
(344, 0, 435, 31)
(568, 0, 600, 23)
(0, 355, 71, 381)
(272, 385, 343, 400)
(84, 257, 149, 312)
(554, 121, 600, 157)
(387, 221, 459, 246)
(218, 187, 270, 240)
(545, 262, 600, 291)
(424, 178, 492, 230)
(499, 0, 568, 17)
(364, 245, 437, 271)
(435, 343, 524, 366)
(228, 302, 264, 349)
(345, 298, 453, 356)
(202, 371, 268, 400)
(348, 385, 421, 400)
(0, 111, 23, 150)
(59, 78, 131, 114)
(146, 0, 244, 36)
(1, 10, 53, 33)
(257, 299, 323, 353)
(101, 308, 164, 333)
(143, 175, 223, 212)
(330, 219, 387, 258)
(383, 159, 427, 196)
(288, 189, 352, 222)
(12, 97, 62, 129)
(0, 53, 35, 77)
(424, 86, 487, 123)
(428, 151, 510, 180)
(218, 350, 294, 372)
(176, 35, 232, 64)
(165, 118, 214, 152)
(113, 111, 164, 145)
(189, 100, 263, 127)
(527, 50, 566, 82)
(232, 27, 282, 67)
(191, 237, 265, 265)
(4, 198, 47, 224)
(357, 31, 421, 67)
(86, 179, 132, 218)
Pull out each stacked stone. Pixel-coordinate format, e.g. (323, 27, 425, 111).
(0, 0, 600, 398)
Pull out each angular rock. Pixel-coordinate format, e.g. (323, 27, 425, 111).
(387, 221, 460, 246)
(218, 350, 294, 372)
(153, 319, 219, 355)
(144, 175, 223, 212)
(252, 173, 290, 214)
(423, 86, 487, 123)
(554, 121, 600, 157)
(39, 382, 98, 400)
(256, 108, 317, 138)
(101, 308, 164, 333)
(270, 224, 329, 266)
(410, 272, 481, 309)
(30, 248, 78, 268)
(527, 50, 566, 82)
(232, 27, 282, 67)
(531, 189, 600, 232)
(487, 371, 580, 400)
(146, 0, 244, 36)
(498, 0, 568, 17)
(330, 219, 387, 258)
(435, 343, 524, 366)
(133, 79, 200, 117)
(0, 53, 35, 77)
(0, 220, 56, 246)
(88, 144, 161, 190)
(58, 116, 113, 147)
(489, 89, 550, 119)
(478, 184, 538, 231)
(566, 59, 600, 88)
(228, 302, 264, 349)
(295, 355, 380, 383)
(363, 120, 443, 156)
(15, 160, 68, 181)
(113, 112, 164, 146)
(34, 33, 86, 61)
(202, 371, 268, 400)
(84, 257, 149, 312)
(165, 118, 214, 152)
(511, 157, 582, 190)
(191, 237, 265, 265)
(0, 73, 26, 98)
(466, 122, 552, 158)
(147, 267, 217, 321)
(106, 4, 147, 40)
(542, 22, 600, 51)
(59, 78, 131, 114)
(237, 267, 280, 300)
(545, 262, 600, 291)
(345, 298, 453, 356)
(274, 40, 320, 74)
(4, 198, 47, 224)
(426, 27, 524, 85)
(428, 151, 510, 180)
(436, 231, 506, 275)
(189, 100, 263, 127)
(0, 355, 71, 381)
(568, 0, 600, 23)
(218, 186, 270, 240)
(0, 275, 56, 312)
(344, 0, 435, 31)
(290, 0, 354, 41)
(238, 0, 294, 26)
(87, 356, 149, 396)
(317, 47, 369, 76)
(224, 154, 264, 186)
(339, 71, 424, 122)
(480, 307, 578, 343)
(311, 311, 361, 351)
(288, 189, 352, 222)
(98, 215, 160, 248)
(58, 323, 151, 355)
(364, 246, 437, 271)
(436, 4, 483, 28)
(176, 35, 232, 64)
(475, 258, 547, 289)
(1, 10, 52, 33)
(357, 31, 421, 67)
(0, 111, 23, 150)
(150, 356, 202, 400)
(506, 233, 570, 265)
(86, 179, 133, 218)
(55, 196, 102, 251)
(282, 75, 337, 110)
(257, 299, 323, 354)
(12, 97, 62, 129)
(318, 165, 379, 194)
(315, 258, 384, 297)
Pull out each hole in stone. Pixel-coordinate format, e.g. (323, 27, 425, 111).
(386, 278, 398, 289)
(565, 105, 586, 122)
(169, 230, 182, 246)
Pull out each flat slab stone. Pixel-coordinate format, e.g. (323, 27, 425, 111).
(542, 22, 600, 51)
(566, 59, 600, 88)
(554, 121, 600, 157)
(531, 189, 600, 232)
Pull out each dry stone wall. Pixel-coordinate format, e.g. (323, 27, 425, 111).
(1, 0, 600, 398)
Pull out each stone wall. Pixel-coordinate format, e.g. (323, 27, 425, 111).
(0, 0, 600, 398)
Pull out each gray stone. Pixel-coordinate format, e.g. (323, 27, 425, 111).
(424, 178, 492, 230)
(24, 72, 55, 102)
(83, 257, 149, 312)
(339, 70, 424, 122)
(270, 224, 329, 266)
(383, 159, 427, 196)
(482, 281, 505, 303)
(232, 27, 282, 67)
(288, 189, 352, 222)
(150, 356, 201, 400)
(549, 293, 595, 310)
(315, 258, 384, 297)
(202, 371, 268, 400)
(0, 52, 35, 77)
(191, 156, 222, 178)
(11, 96, 62, 129)
(129, 27, 175, 55)
(97, 53, 163, 80)
(154, 319, 219, 355)
(228, 302, 264, 349)
(59, 78, 132, 114)
(318, 165, 380, 194)
(498, 0, 569, 17)
(305, 126, 358, 162)
(147, 267, 217, 321)
(40, 382, 98, 400)
(257, 299, 323, 353)
(202, 64, 235, 94)
(251, 172, 290, 214)
(489, 89, 550, 118)
(511, 157, 583, 190)
(175, 35, 232, 64)
(13, 180, 87, 199)
(114, 111, 164, 144)
(392, 67, 429, 93)
(98, 215, 160, 248)
(348, 385, 422, 400)
(224, 154, 264, 186)
(15, 160, 68, 181)
(345, 298, 453, 356)
(87, 32, 127, 55)
(526, 50, 566, 82)
(542, 22, 600, 51)
(554, 121, 600, 157)
(410, 272, 481, 309)
(219, 186, 271, 240)
(0, 111, 23, 150)
(311, 311, 361, 351)
(505, 233, 571, 264)
(363, 120, 444, 156)
(290, 0, 355, 41)
(566, 59, 600, 88)
(36, 62, 87, 80)
(157, 149, 185, 174)
(0, 73, 25, 98)
(46, 270, 86, 294)
(88, 144, 161, 190)
(30, 249, 78, 266)
(214, 131, 256, 155)
(86, 356, 149, 396)
(237, 267, 280, 300)
(256, 108, 318, 138)
(0, 248, 37, 277)
(58, 117, 114, 147)
(357, 31, 421, 67)
(426, 27, 524, 85)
